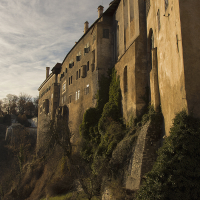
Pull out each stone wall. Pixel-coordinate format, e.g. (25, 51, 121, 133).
(37, 73, 59, 150)
(56, 14, 113, 141)
(114, 0, 148, 123)
(146, 0, 187, 136)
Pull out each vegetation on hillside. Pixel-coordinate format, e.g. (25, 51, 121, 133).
(136, 110, 200, 200)
(1, 72, 200, 200)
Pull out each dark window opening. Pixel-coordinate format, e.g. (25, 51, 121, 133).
(69, 62, 74, 68)
(65, 68, 67, 73)
(79, 69, 81, 78)
(76, 71, 78, 80)
(87, 61, 89, 71)
(76, 55, 81, 61)
(84, 47, 89, 54)
(69, 95, 72, 104)
(71, 76, 72, 84)
(81, 65, 86, 78)
(69, 77, 70, 85)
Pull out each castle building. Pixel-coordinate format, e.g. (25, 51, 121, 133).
(37, 0, 200, 149)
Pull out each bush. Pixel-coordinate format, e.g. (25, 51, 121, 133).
(136, 110, 200, 200)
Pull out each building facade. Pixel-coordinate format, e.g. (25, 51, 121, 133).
(37, 0, 200, 149)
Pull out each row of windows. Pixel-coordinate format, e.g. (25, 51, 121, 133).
(61, 63, 91, 92)
(60, 61, 92, 82)
(60, 49, 95, 82)
(61, 85, 90, 104)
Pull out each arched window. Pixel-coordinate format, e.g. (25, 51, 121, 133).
(157, 9, 161, 32)
(124, 66, 128, 93)
(165, 0, 169, 11)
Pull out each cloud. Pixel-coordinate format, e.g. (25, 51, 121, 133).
(0, 0, 111, 99)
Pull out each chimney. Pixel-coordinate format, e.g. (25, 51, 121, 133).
(46, 67, 50, 79)
(98, 5, 104, 18)
(84, 21, 89, 34)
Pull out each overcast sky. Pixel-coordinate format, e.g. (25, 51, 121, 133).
(0, 0, 112, 100)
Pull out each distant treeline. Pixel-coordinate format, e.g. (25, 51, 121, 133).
(0, 93, 38, 126)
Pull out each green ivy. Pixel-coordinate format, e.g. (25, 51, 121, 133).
(79, 70, 111, 162)
(136, 110, 200, 200)
(80, 68, 123, 163)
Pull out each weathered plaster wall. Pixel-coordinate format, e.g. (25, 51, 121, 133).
(146, 0, 187, 136)
(58, 15, 113, 141)
(114, 0, 148, 122)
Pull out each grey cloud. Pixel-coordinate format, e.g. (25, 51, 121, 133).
(0, 0, 111, 99)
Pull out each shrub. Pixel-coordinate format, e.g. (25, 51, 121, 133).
(136, 110, 200, 200)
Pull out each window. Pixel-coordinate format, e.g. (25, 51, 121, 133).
(75, 90, 80, 101)
(69, 59, 74, 68)
(65, 68, 67, 73)
(157, 9, 161, 32)
(103, 29, 109, 38)
(44, 99, 49, 114)
(68, 95, 72, 103)
(78, 90, 80, 100)
(92, 50, 95, 64)
(62, 95, 66, 104)
(76, 56, 80, 61)
(84, 43, 90, 54)
(76, 51, 81, 62)
(51, 93, 53, 99)
(124, 66, 128, 93)
(85, 84, 89, 95)
(81, 65, 86, 78)
(87, 61, 89, 71)
(165, 0, 169, 11)
(62, 82, 66, 93)
(69, 77, 71, 85)
(71, 76, 72, 84)
(76, 71, 78, 80)
(79, 69, 81, 78)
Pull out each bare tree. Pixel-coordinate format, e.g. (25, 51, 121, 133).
(17, 93, 32, 115)
(42, 116, 72, 160)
